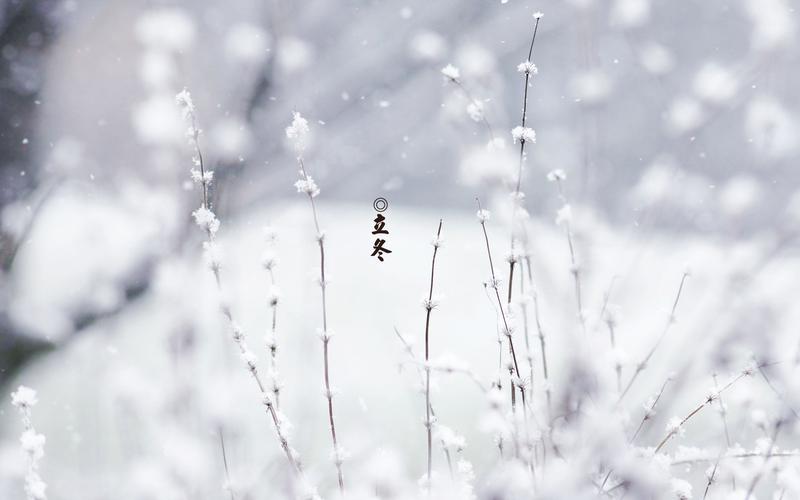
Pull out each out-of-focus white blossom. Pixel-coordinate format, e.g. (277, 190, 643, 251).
(639, 42, 675, 75)
(667, 96, 705, 134)
(670, 478, 692, 500)
(409, 31, 447, 61)
(11, 386, 47, 500)
(693, 63, 738, 103)
(556, 204, 573, 226)
(516, 60, 538, 75)
(135, 8, 196, 52)
(189, 168, 213, 184)
(610, 0, 650, 28)
(285, 112, 310, 152)
(224, 23, 270, 65)
(192, 206, 220, 235)
(294, 177, 320, 198)
(570, 69, 612, 104)
(511, 126, 536, 144)
(11, 386, 38, 409)
(441, 64, 460, 81)
(666, 417, 686, 437)
(547, 169, 566, 182)
(466, 101, 484, 122)
(476, 209, 491, 223)
(20, 430, 46, 460)
(174, 88, 195, 119)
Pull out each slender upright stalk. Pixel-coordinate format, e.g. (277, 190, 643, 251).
(219, 429, 237, 500)
(712, 373, 735, 490)
(702, 453, 723, 500)
(507, 14, 542, 329)
(477, 200, 526, 413)
(518, 258, 535, 401)
(618, 272, 689, 403)
(744, 418, 784, 500)
(424, 220, 444, 490)
(442, 73, 496, 143)
(392, 327, 455, 479)
(629, 377, 672, 444)
(262, 236, 282, 410)
(524, 255, 552, 421)
(599, 376, 672, 494)
(552, 176, 586, 335)
(178, 92, 308, 490)
(295, 154, 345, 493)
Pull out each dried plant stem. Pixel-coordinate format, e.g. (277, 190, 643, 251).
(744, 419, 784, 500)
(424, 220, 444, 489)
(553, 178, 586, 335)
(518, 258, 535, 401)
(507, 15, 541, 330)
(630, 376, 672, 444)
(444, 75, 496, 142)
(598, 376, 672, 494)
(712, 373, 735, 490)
(702, 452, 723, 500)
(618, 272, 689, 403)
(220, 303, 303, 476)
(603, 370, 750, 497)
(265, 265, 281, 409)
(296, 156, 345, 493)
(757, 363, 800, 421)
(599, 278, 622, 392)
(219, 429, 237, 500)
(671, 450, 800, 466)
(514, 16, 541, 197)
(653, 371, 747, 454)
(477, 199, 527, 415)
(525, 255, 552, 421)
(392, 327, 455, 479)
(181, 98, 306, 484)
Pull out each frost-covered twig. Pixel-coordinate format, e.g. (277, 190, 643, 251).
(702, 451, 723, 500)
(523, 254, 552, 421)
(629, 376, 673, 444)
(547, 169, 586, 335)
(423, 219, 444, 490)
(392, 327, 455, 478)
(261, 228, 283, 409)
(177, 91, 309, 492)
(286, 111, 346, 492)
(507, 12, 542, 326)
(653, 369, 750, 454)
(512, 13, 542, 199)
(11, 386, 47, 500)
(218, 429, 236, 500)
(712, 372, 735, 490)
(476, 201, 526, 414)
(441, 64, 496, 143)
(670, 450, 800, 466)
(600, 278, 622, 392)
(744, 418, 784, 499)
(618, 271, 690, 403)
(598, 376, 673, 494)
(518, 256, 535, 402)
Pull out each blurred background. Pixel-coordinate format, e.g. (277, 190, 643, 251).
(1, 0, 799, 498)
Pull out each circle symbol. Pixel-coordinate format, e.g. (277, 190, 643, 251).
(373, 197, 388, 212)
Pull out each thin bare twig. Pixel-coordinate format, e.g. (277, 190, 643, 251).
(424, 220, 444, 490)
(618, 272, 689, 403)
